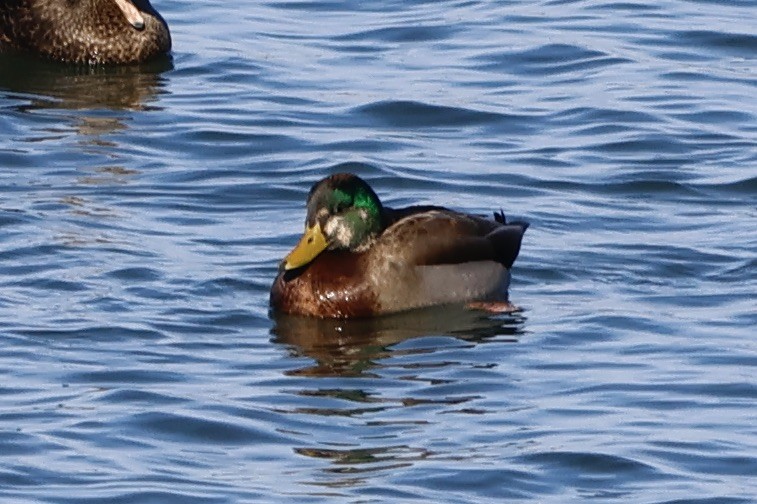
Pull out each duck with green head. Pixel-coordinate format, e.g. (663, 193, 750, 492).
(0, 0, 170, 64)
(270, 173, 529, 318)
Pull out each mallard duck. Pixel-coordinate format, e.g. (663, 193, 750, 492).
(270, 173, 529, 319)
(0, 0, 170, 64)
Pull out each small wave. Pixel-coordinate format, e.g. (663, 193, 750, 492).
(352, 100, 530, 129)
(520, 450, 659, 475)
(15, 326, 164, 341)
(676, 30, 757, 57)
(128, 411, 294, 445)
(334, 24, 458, 44)
(66, 369, 185, 384)
(474, 44, 630, 77)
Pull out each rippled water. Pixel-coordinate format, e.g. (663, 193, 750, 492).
(1, 0, 755, 502)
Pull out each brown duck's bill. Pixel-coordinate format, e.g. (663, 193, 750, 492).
(283, 223, 328, 271)
(113, 0, 145, 30)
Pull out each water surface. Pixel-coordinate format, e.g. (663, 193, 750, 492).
(1, 0, 755, 502)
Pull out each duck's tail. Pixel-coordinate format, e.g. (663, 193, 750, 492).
(489, 210, 529, 269)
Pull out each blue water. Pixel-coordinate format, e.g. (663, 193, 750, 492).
(1, 0, 755, 502)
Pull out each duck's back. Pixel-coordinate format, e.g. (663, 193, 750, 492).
(0, 0, 170, 64)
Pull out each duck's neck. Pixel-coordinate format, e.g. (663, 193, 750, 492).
(325, 206, 383, 252)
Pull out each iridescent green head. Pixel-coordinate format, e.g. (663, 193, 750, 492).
(282, 173, 384, 270)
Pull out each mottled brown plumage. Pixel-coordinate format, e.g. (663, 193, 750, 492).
(270, 173, 529, 319)
(0, 0, 170, 64)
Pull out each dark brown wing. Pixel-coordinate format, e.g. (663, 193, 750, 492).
(383, 205, 451, 226)
(377, 208, 528, 269)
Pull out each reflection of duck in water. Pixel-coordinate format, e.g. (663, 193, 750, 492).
(0, 0, 170, 64)
(0, 59, 170, 111)
(273, 305, 524, 377)
(271, 173, 529, 318)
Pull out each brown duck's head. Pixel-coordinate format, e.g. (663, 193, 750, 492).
(282, 173, 385, 271)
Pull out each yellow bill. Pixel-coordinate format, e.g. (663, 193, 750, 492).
(283, 223, 328, 270)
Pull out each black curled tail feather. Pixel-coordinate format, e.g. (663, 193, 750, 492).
(487, 220, 529, 269)
(493, 209, 530, 230)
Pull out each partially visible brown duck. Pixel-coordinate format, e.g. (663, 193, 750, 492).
(0, 0, 170, 64)
(270, 173, 529, 319)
